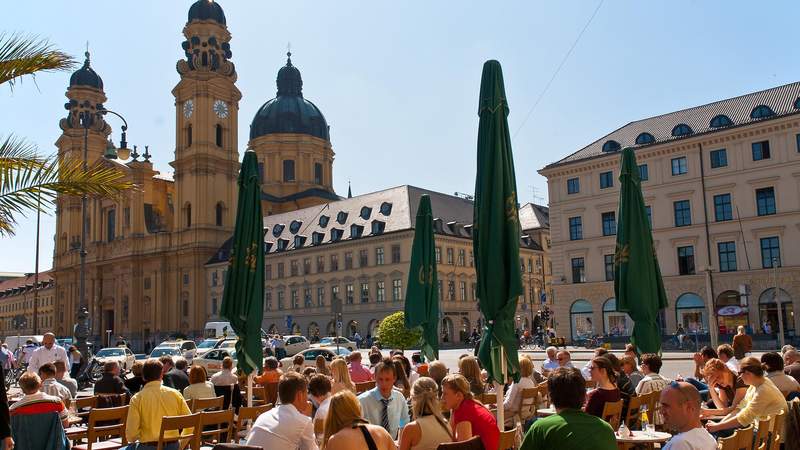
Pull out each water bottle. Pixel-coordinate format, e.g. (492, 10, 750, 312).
(618, 421, 631, 439)
(640, 404, 649, 434)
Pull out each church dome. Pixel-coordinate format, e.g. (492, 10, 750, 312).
(249, 53, 329, 141)
(69, 52, 103, 90)
(188, 0, 226, 25)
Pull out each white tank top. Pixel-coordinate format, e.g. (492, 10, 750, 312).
(411, 415, 453, 450)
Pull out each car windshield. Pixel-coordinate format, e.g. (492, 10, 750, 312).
(150, 348, 179, 357)
(197, 340, 218, 349)
(319, 338, 333, 345)
(158, 342, 181, 348)
(96, 348, 124, 357)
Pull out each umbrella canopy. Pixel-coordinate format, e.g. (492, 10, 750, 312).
(614, 147, 669, 354)
(473, 60, 523, 385)
(404, 194, 439, 362)
(220, 150, 265, 376)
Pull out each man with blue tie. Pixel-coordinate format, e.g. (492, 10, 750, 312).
(358, 358, 409, 439)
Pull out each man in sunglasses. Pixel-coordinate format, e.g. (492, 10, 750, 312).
(660, 381, 716, 449)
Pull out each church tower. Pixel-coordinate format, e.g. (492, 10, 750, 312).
(171, 0, 240, 235)
(249, 53, 338, 215)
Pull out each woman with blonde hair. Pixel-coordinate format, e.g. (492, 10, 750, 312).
(457, 356, 485, 396)
(398, 377, 453, 450)
(322, 390, 395, 450)
(316, 355, 331, 376)
(441, 374, 498, 450)
(330, 358, 356, 393)
(502, 356, 537, 426)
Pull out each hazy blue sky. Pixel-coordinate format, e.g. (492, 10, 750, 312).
(3, 1, 800, 272)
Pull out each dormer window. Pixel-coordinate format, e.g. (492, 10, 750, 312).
(319, 215, 330, 228)
(750, 105, 775, 119)
(276, 238, 289, 251)
(289, 220, 302, 234)
(710, 114, 733, 128)
(371, 220, 386, 235)
(330, 228, 343, 242)
(671, 124, 693, 137)
(294, 235, 307, 248)
(350, 224, 364, 239)
(380, 202, 393, 216)
(272, 224, 285, 237)
(360, 206, 372, 220)
(312, 231, 325, 245)
(336, 211, 348, 224)
(635, 132, 655, 145)
(602, 140, 621, 152)
(264, 242, 274, 254)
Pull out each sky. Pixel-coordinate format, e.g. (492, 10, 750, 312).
(2, 1, 800, 273)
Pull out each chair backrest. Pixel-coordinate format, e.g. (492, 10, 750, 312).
(157, 413, 201, 450)
(535, 383, 550, 408)
(314, 418, 324, 435)
(436, 435, 482, 450)
(601, 400, 623, 430)
(624, 395, 643, 430)
(214, 384, 241, 411)
(477, 392, 497, 407)
(200, 409, 235, 445)
(74, 395, 98, 419)
(754, 416, 774, 449)
(264, 382, 278, 405)
(355, 381, 376, 394)
(234, 404, 272, 441)
(766, 409, 786, 450)
(497, 427, 517, 450)
(518, 388, 538, 422)
(85, 405, 129, 448)
(96, 393, 127, 408)
(191, 396, 225, 413)
(718, 424, 754, 450)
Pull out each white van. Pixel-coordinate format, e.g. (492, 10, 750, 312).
(4, 335, 43, 351)
(204, 322, 237, 339)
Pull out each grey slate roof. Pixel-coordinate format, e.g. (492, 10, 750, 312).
(548, 81, 800, 168)
(519, 203, 549, 231)
(206, 185, 542, 265)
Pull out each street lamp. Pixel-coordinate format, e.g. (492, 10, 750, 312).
(75, 107, 130, 370)
(773, 257, 785, 348)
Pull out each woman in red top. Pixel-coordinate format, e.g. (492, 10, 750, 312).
(441, 373, 499, 450)
(583, 356, 620, 418)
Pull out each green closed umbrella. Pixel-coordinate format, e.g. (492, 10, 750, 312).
(473, 60, 523, 389)
(220, 150, 265, 377)
(404, 194, 439, 362)
(614, 147, 668, 354)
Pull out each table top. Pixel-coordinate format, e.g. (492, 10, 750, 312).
(536, 407, 556, 417)
(67, 415, 83, 425)
(615, 431, 671, 443)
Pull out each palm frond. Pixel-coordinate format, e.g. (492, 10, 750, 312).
(0, 33, 76, 88)
(0, 155, 134, 237)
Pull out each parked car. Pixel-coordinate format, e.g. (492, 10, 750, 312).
(93, 347, 136, 371)
(193, 349, 237, 376)
(196, 338, 225, 357)
(134, 354, 148, 360)
(149, 347, 182, 359)
(280, 347, 351, 369)
(313, 336, 357, 352)
(156, 340, 197, 361)
(283, 335, 310, 356)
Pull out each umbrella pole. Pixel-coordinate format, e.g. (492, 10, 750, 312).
(495, 345, 505, 431)
(247, 373, 254, 408)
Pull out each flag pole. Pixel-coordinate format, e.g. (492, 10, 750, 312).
(247, 373, 254, 407)
(495, 332, 505, 431)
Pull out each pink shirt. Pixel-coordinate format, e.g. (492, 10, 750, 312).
(348, 363, 373, 383)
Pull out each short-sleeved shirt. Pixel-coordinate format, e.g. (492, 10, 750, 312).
(583, 388, 620, 418)
(663, 427, 717, 450)
(520, 408, 616, 450)
(452, 399, 499, 450)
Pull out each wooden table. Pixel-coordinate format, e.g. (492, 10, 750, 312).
(65, 425, 87, 441)
(536, 407, 556, 417)
(67, 415, 84, 426)
(615, 430, 671, 444)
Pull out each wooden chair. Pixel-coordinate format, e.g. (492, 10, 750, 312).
(190, 396, 225, 413)
(355, 381, 375, 394)
(535, 383, 550, 408)
(234, 404, 272, 442)
(96, 393, 127, 409)
(246, 386, 266, 406)
(600, 400, 623, 430)
(73, 405, 129, 450)
(517, 388, 538, 423)
(73, 396, 98, 422)
(717, 424, 754, 450)
(754, 416, 774, 450)
(766, 410, 785, 450)
(156, 413, 201, 450)
(497, 427, 517, 450)
(199, 409, 234, 446)
(623, 395, 643, 430)
(477, 392, 498, 407)
(436, 435, 482, 450)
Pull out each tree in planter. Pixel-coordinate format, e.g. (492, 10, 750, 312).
(377, 311, 421, 351)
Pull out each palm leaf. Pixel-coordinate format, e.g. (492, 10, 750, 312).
(0, 152, 134, 237)
(0, 33, 76, 89)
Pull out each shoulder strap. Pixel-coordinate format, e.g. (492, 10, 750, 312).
(355, 424, 379, 450)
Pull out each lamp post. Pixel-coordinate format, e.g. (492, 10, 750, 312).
(75, 107, 130, 371)
(773, 257, 785, 349)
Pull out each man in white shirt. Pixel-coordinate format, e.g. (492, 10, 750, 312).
(541, 346, 560, 373)
(717, 344, 739, 373)
(246, 372, 318, 449)
(28, 333, 69, 374)
(661, 381, 717, 450)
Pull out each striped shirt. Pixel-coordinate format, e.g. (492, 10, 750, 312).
(9, 392, 67, 421)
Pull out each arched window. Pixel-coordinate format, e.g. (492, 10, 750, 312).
(602, 298, 632, 336)
(187, 125, 192, 147)
(283, 160, 295, 182)
(215, 124, 223, 147)
(758, 288, 794, 333)
(750, 105, 775, 119)
(710, 114, 733, 128)
(569, 299, 594, 340)
(635, 132, 655, 145)
(215, 202, 223, 227)
(602, 140, 621, 152)
(672, 124, 693, 137)
(185, 203, 192, 228)
(715, 290, 748, 334)
(675, 293, 706, 332)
